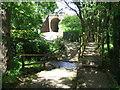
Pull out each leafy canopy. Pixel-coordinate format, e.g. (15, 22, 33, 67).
(2, 2, 57, 30)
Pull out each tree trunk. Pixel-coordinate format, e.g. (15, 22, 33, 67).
(97, 18, 102, 48)
(112, 15, 119, 68)
(111, 8, 120, 83)
(87, 18, 94, 42)
(2, 6, 12, 71)
(106, 3, 111, 57)
(73, 2, 85, 33)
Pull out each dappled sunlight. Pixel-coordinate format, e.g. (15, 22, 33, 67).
(63, 41, 79, 62)
(31, 68, 77, 88)
(36, 68, 76, 80)
(43, 32, 59, 40)
(17, 68, 77, 88)
(85, 46, 96, 49)
(82, 54, 101, 67)
(2, 1, 119, 89)
(83, 42, 100, 56)
(77, 68, 111, 88)
(76, 42, 112, 88)
(83, 52, 96, 56)
(43, 31, 63, 41)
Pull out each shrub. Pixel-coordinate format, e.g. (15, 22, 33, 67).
(60, 15, 82, 42)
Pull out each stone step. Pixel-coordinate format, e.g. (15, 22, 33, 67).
(82, 61, 101, 67)
(81, 57, 102, 66)
(82, 64, 99, 68)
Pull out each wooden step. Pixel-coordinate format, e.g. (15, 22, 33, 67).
(82, 64, 99, 68)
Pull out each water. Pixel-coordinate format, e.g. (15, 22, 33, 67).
(46, 61, 78, 70)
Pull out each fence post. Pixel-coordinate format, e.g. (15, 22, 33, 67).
(101, 37, 104, 56)
(22, 56, 25, 69)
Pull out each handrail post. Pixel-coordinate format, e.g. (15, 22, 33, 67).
(101, 35, 105, 57)
(22, 56, 25, 69)
(78, 34, 81, 60)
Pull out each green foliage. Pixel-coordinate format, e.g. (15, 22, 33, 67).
(2, 75, 19, 88)
(60, 15, 82, 32)
(63, 31, 80, 42)
(60, 15, 81, 42)
(8, 56, 22, 71)
(2, 2, 57, 30)
(104, 43, 113, 54)
(2, 2, 59, 88)
(11, 2, 41, 30)
(109, 84, 120, 88)
(2, 56, 23, 88)
(11, 30, 65, 55)
(11, 30, 49, 54)
(11, 30, 39, 39)
(3, 29, 66, 88)
(67, 2, 120, 85)
(49, 40, 65, 54)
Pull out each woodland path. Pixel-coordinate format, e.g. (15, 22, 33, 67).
(16, 41, 112, 88)
(76, 42, 112, 88)
(16, 40, 79, 88)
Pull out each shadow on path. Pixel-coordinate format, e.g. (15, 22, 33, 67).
(17, 68, 77, 88)
(76, 42, 112, 88)
(15, 41, 80, 88)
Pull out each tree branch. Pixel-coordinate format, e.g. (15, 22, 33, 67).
(64, 0, 79, 16)
(73, 2, 83, 20)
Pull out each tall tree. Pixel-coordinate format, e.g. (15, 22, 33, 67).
(1, 2, 57, 70)
(64, 1, 99, 41)
(2, 2, 12, 70)
(111, 2, 120, 82)
(64, 1, 85, 33)
(11, 2, 57, 30)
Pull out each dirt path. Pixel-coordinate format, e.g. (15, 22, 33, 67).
(61, 40, 79, 62)
(16, 41, 79, 88)
(76, 42, 112, 88)
(18, 68, 77, 88)
(16, 42, 112, 88)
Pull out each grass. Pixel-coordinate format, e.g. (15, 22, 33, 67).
(2, 57, 46, 88)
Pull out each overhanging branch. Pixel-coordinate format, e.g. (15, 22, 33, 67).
(64, 0, 79, 16)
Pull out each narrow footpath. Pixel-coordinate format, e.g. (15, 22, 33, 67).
(16, 41, 113, 88)
(16, 41, 79, 88)
(76, 42, 112, 88)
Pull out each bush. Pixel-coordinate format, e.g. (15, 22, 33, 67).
(63, 31, 80, 42)
(11, 30, 50, 54)
(60, 15, 82, 32)
(49, 40, 65, 54)
(60, 15, 82, 42)
(10, 30, 65, 67)
(10, 30, 65, 70)
(3, 30, 66, 88)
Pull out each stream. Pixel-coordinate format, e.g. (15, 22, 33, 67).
(45, 61, 78, 70)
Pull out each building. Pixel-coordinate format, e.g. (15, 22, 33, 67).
(41, 14, 64, 32)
